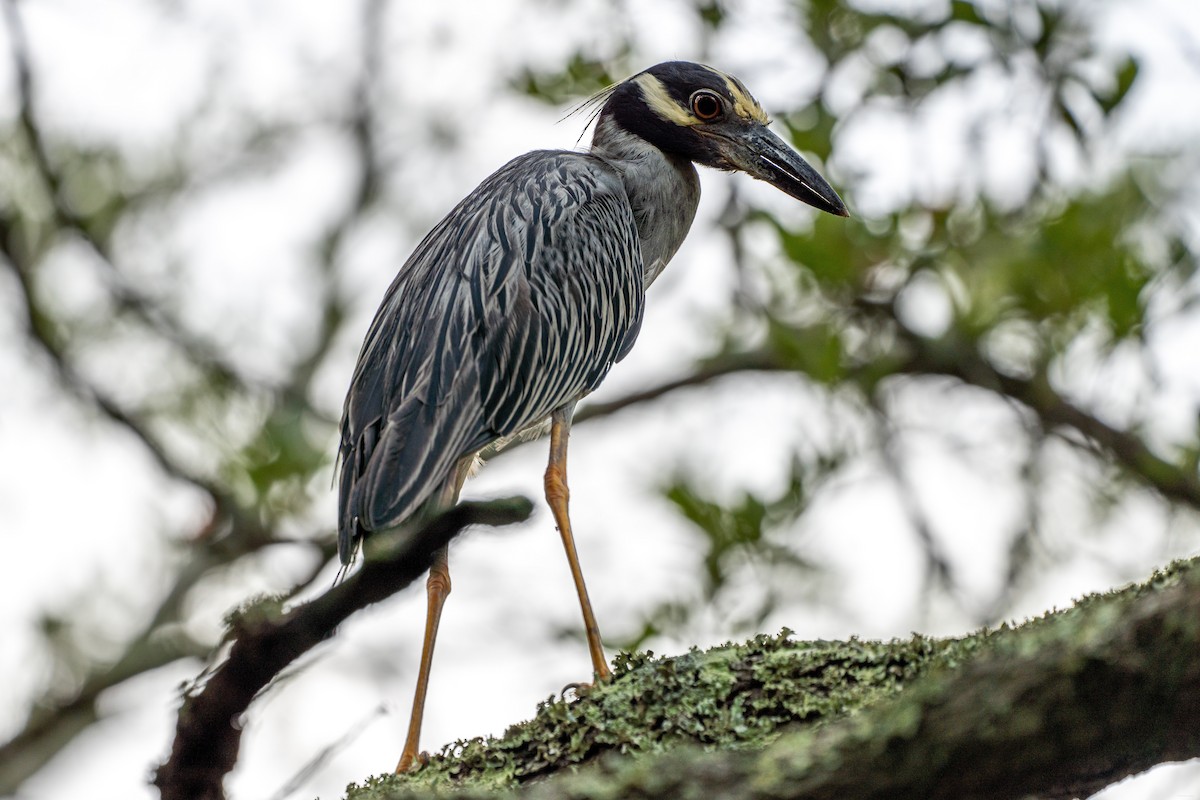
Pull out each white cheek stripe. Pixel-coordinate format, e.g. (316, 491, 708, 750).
(636, 68, 771, 126)
(635, 73, 699, 126)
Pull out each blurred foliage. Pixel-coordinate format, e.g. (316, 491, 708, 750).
(516, 0, 1199, 639)
(619, 456, 839, 649)
(514, 53, 628, 105)
(765, 2, 1192, 629)
(2, 0, 1199, 794)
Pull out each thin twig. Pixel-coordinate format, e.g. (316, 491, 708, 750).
(866, 387, 960, 620)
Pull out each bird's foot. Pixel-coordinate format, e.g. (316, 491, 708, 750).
(395, 749, 430, 774)
(560, 680, 589, 699)
(560, 669, 612, 699)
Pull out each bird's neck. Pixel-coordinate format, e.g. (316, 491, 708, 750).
(591, 116, 701, 288)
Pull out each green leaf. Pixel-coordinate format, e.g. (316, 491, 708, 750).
(766, 319, 846, 384)
(512, 54, 626, 105)
(949, 1, 987, 26)
(1095, 56, 1139, 115)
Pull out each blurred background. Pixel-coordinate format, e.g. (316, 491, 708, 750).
(2, 0, 1199, 798)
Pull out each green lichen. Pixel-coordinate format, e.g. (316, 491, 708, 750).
(342, 557, 1200, 799)
(347, 631, 968, 797)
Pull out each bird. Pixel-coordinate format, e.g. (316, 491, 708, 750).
(336, 60, 847, 772)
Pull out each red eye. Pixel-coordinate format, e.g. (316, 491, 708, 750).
(690, 91, 723, 121)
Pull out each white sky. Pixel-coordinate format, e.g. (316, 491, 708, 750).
(2, 1, 1200, 799)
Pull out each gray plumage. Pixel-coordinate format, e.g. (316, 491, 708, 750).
(337, 61, 845, 565)
(338, 147, 696, 563)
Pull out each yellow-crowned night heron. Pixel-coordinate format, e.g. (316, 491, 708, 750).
(337, 61, 847, 772)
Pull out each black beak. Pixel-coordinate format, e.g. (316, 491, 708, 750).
(718, 124, 848, 217)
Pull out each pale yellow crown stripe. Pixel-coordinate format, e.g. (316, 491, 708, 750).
(701, 64, 770, 124)
(721, 76, 771, 124)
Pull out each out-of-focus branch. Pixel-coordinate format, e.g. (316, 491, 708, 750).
(1, 1, 253, 518)
(0, 212, 234, 503)
(485, 315, 1200, 514)
(478, 349, 792, 463)
(576, 349, 789, 423)
(1, 188, 295, 795)
(0, 508, 306, 794)
(866, 389, 958, 617)
(0, 626, 208, 792)
(868, 309, 1200, 513)
(153, 497, 533, 800)
(0, 2, 392, 786)
(2, 0, 253, 393)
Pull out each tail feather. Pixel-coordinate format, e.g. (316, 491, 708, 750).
(337, 367, 488, 565)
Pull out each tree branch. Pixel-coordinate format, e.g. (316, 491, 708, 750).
(0, 4, 389, 785)
(152, 497, 532, 800)
(349, 558, 1200, 799)
(477, 349, 791, 463)
(883, 320, 1200, 513)
(0, 628, 208, 792)
(574, 349, 788, 424)
(0, 512, 318, 794)
(490, 320, 1200, 516)
(0, 211, 233, 501)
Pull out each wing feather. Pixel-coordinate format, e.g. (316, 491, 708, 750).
(337, 151, 644, 562)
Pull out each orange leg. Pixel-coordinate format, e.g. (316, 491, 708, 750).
(545, 405, 612, 681)
(395, 545, 451, 773)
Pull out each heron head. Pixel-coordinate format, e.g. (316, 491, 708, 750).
(596, 61, 848, 217)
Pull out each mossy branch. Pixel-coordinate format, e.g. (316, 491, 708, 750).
(152, 497, 533, 800)
(348, 558, 1200, 799)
